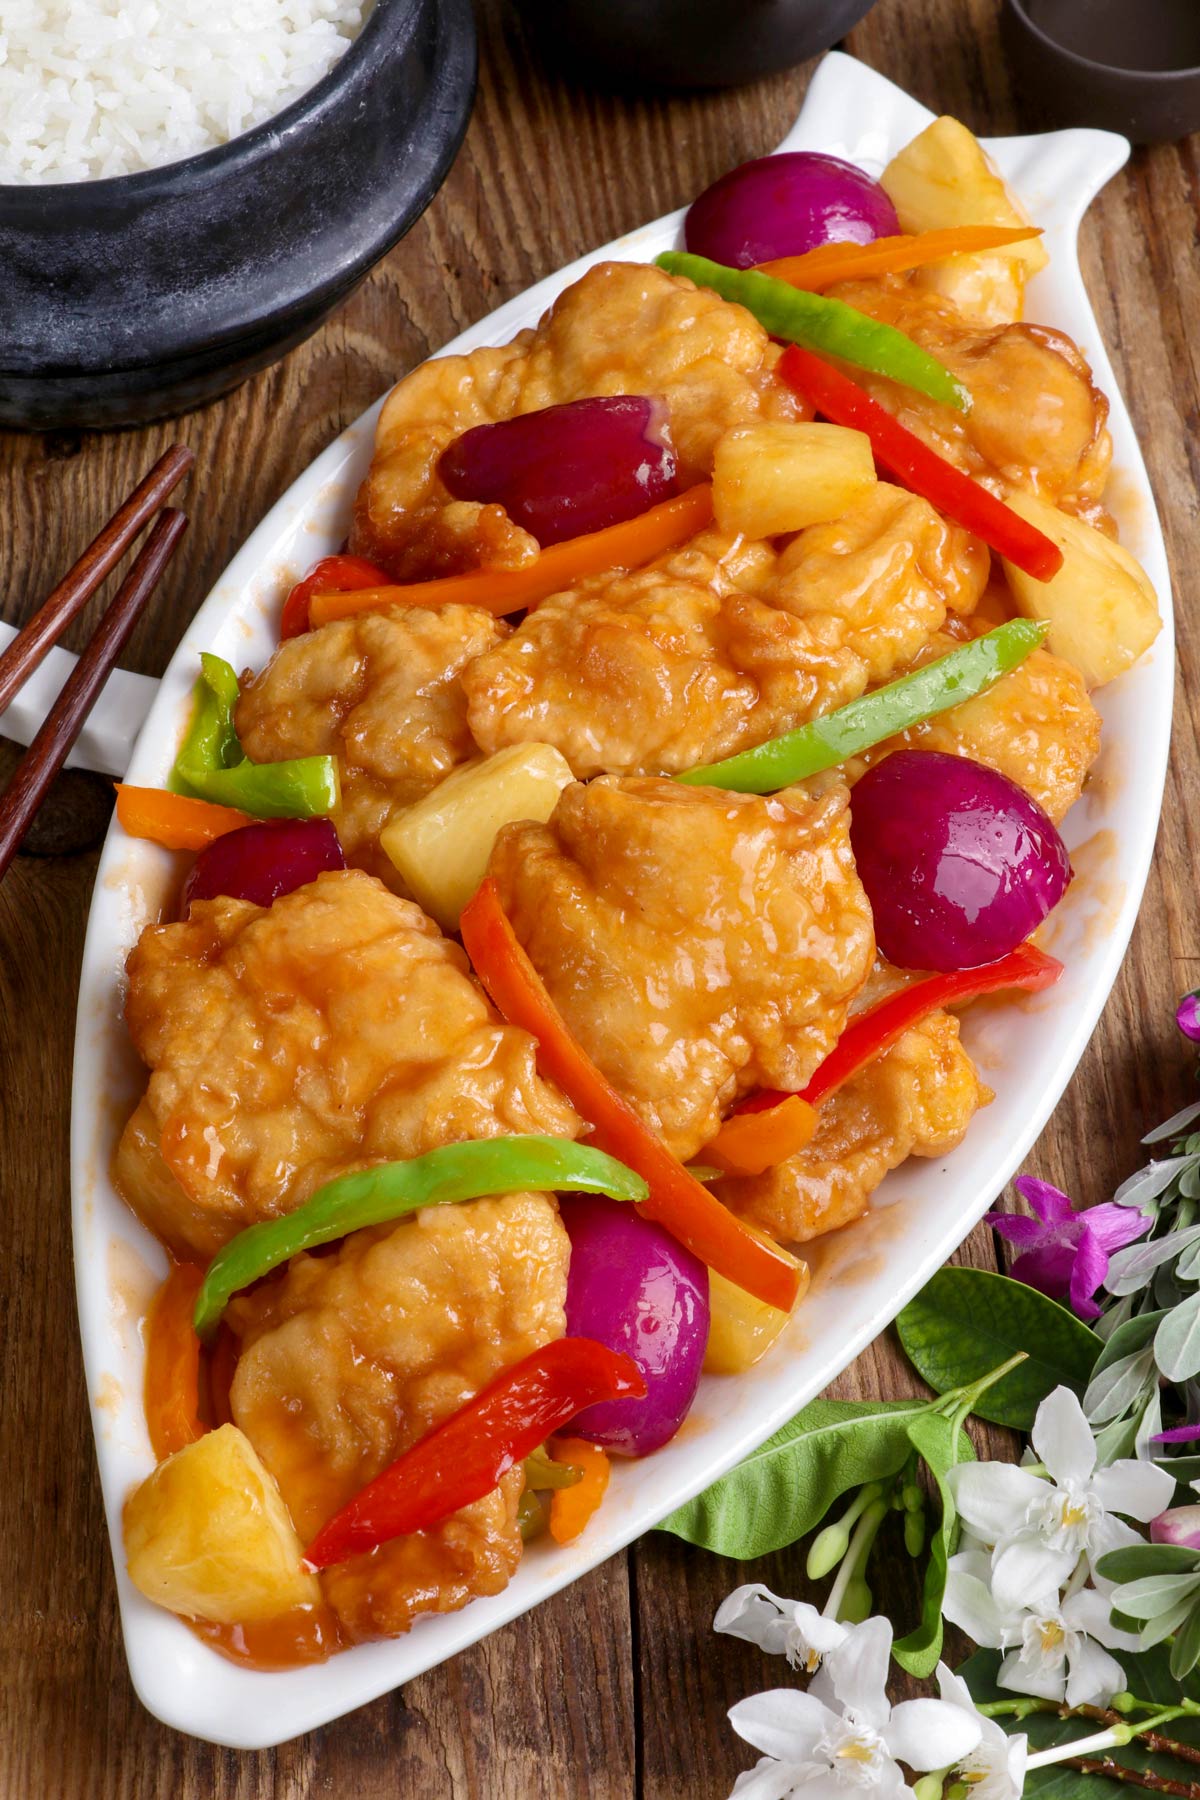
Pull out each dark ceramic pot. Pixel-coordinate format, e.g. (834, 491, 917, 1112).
(0, 0, 476, 431)
(1003, 0, 1200, 144)
(518, 0, 879, 91)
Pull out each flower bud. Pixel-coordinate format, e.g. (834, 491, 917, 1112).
(904, 1509, 925, 1558)
(912, 1779, 944, 1800)
(1150, 1504, 1200, 1549)
(902, 1482, 924, 1513)
(840, 1576, 872, 1623)
(806, 1522, 850, 1580)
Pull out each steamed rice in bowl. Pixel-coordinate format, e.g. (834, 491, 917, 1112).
(0, 0, 371, 184)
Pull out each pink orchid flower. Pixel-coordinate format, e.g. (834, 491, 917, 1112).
(1178, 990, 1200, 1042)
(985, 1177, 1151, 1321)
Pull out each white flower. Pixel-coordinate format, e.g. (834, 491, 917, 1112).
(715, 1585, 849, 1673)
(948, 1386, 1173, 1612)
(935, 1665, 1028, 1800)
(942, 1549, 1139, 1709)
(726, 1618, 981, 1799)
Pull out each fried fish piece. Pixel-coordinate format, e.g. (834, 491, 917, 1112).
(350, 260, 799, 580)
(487, 776, 875, 1160)
(714, 1008, 990, 1244)
(116, 870, 578, 1258)
(230, 1190, 568, 1640)
(235, 604, 505, 886)
(464, 488, 988, 778)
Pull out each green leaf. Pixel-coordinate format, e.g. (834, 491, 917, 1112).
(960, 1645, 1200, 1794)
(1106, 1227, 1200, 1296)
(1171, 1599, 1200, 1679)
(1088, 1307, 1167, 1377)
(1155, 1452, 1200, 1482)
(890, 1411, 973, 1678)
(655, 1398, 926, 1558)
(1110, 1572, 1200, 1620)
(1095, 1543, 1200, 1581)
(1156, 1287, 1200, 1381)
(896, 1267, 1099, 1429)
(1139, 1593, 1200, 1648)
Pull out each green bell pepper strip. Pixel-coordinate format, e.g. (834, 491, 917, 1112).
(193, 1136, 650, 1339)
(677, 618, 1047, 794)
(173, 652, 340, 819)
(655, 251, 971, 414)
(523, 1445, 582, 1491)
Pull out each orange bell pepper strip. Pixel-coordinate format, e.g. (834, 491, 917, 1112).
(115, 784, 252, 852)
(705, 1094, 818, 1178)
(459, 877, 804, 1313)
(776, 344, 1063, 582)
(308, 485, 715, 627)
(548, 1438, 611, 1545)
(757, 226, 1043, 291)
(143, 1262, 207, 1460)
(279, 553, 392, 639)
(715, 942, 1064, 1164)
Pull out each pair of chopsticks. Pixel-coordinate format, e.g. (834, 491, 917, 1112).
(0, 445, 194, 884)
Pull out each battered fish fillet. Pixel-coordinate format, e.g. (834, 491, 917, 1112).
(350, 260, 799, 579)
(827, 277, 1112, 520)
(463, 487, 989, 778)
(116, 870, 579, 1258)
(844, 631, 1101, 824)
(488, 776, 875, 1160)
(230, 1191, 568, 1640)
(235, 604, 505, 886)
(715, 1009, 990, 1243)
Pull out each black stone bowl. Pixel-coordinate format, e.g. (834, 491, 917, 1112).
(1002, 0, 1200, 144)
(519, 0, 878, 90)
(0, 0, 477, 430)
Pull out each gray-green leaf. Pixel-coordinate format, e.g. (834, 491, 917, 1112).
(1082, 1346, 1157, 1424)
(655, 1398, 926, 1559)
(1096, 1544, 1200, 1582)
(1156, 1288, 1200, 1382)
(1106, 1227, 1200, 1295)
(1110, 1572, 1200, 1620)
(1144, 1101, 1200, 1144)
(896, 1267, 1098, 1429)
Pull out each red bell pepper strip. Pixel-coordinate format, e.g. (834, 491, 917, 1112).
(729, 942, 1063, 1138)
(460, 878, 805, 1313)
(279, 554, 392, 640)
(305, 1338, 645, 1567)
(143, 1262, 207, 1461)
(776, 344, 1063, 583)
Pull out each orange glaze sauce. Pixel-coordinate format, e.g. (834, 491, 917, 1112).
(192, 1603, 346, 1669)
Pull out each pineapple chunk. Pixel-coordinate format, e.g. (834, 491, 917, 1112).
(704, 1266, 808, 1375)
(712, 422, 876, 538)
(1001, 491, 1161, 688)
(881, 117, 1049, 325)
(382, 743, 574, 931)
(124, 1424, 319, 1624)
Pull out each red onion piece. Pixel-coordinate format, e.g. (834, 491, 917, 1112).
(438, 396, 678, 546)
(561, 1195, 709, 1458)
(849, 750, 1071, 973)
(685, 151, 900, 269)
(182, 817, 345, 912)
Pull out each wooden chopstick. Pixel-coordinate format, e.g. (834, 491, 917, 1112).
(0, 509, 188, 885)
(0, 443, 193, 717)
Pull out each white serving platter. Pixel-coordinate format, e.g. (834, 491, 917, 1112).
(67, 50, 1172, 1748)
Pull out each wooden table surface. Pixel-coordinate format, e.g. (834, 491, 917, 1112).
(3, 0, 1199, 1791)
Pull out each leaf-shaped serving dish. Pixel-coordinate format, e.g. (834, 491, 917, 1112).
(70, 50, 1173, 1746)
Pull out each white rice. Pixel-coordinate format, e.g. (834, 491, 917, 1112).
(0, 0, 368, 184)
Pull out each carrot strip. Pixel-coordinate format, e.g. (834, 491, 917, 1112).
(144, 1262, 207, 1460)
(757, 226, 1043, 291)
(459, 878, 803, 1313)
(115, 784, 252, 852)
(280, 554, 392, 639)
(705, 1095, 818, 1178)
(548, 1438, 611, 1545)
(308, 485, 715, 626)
